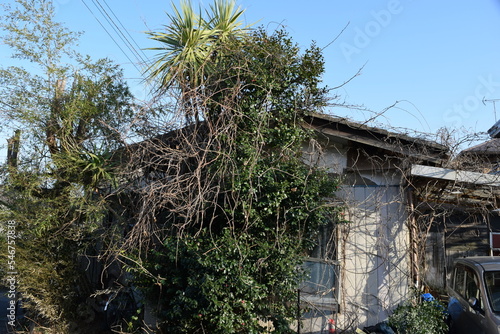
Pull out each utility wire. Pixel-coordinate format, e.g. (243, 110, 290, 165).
(91, 0, 147, 68)
(80, 0, 142, 74)
(100, 0, 149, 63)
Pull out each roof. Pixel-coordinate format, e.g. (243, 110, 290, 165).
(120, 113, 450, 172)
(411, 164, 500, 187)
(410, 164, 500, 208)
(461, 139, 500, 156)
(304, 113, 449, 165)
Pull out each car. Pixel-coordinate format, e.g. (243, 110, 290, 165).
(447, 256, 500, 334)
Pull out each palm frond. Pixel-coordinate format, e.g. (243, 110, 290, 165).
(145, 0, 215, 90)
(145, 0, 253, 92)
(206, 0, 249, 42)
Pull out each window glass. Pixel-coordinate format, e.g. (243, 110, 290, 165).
(484, 271, 500, 312)
(454, 265, 466, 296)
(300, 260, 339, 312)
(309, 221, 336, 260)
(304, 221, 338, 306)
(464, 269, 481, 309)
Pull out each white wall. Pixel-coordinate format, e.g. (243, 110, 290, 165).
(337, 184, 409, 328)
(299, 142, 411, 332)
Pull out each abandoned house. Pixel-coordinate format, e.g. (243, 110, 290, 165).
(6, 108, 500, 332)
(297, 113, 450, 332)
(111, 113, 500, 333)
(112, 112, 469, 332)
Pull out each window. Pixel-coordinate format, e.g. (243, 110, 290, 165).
(464, 269, 481, 309)
(454, 265, 466, 296)
(301, 221, 339, 311)
(454, 264, 483, 309)
(484, 271, 500, 312)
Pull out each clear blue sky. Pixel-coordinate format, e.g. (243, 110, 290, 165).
(2, 0, 500, 156)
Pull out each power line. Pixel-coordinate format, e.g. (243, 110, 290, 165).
(100, 0, 149, 63)
(91, 0, 147, 67)
(80, 0, 143, 74)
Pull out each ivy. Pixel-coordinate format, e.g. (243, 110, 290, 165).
(132, 22, 339, 333)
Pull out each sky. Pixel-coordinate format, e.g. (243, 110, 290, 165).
(2, 0, 500, 159)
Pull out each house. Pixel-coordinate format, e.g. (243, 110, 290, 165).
(410, 120, 500, 294)
(298, 113, 448, 332)
(114, 113, 452, 332)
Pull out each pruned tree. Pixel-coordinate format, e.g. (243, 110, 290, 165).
(0, 0, 136, 331)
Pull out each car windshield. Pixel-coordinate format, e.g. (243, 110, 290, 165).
(484, 271, 500, 312)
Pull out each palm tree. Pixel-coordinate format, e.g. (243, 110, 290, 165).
(206, 0, 248, 44)
(145, 0, 250, 100)
(145, 1, 214, 93)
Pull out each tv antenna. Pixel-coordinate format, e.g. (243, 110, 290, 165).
(482, 97, 500, 122)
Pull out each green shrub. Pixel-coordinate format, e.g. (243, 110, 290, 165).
(388, 295, 448, 334)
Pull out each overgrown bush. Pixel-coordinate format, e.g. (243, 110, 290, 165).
(127, 2, 339, 332)
(388, 294, 448, 334)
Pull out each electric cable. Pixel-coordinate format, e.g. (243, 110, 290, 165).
(91, 0, 147, 67)
(80, 0, 142, 74)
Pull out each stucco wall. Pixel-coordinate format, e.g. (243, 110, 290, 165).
(300, 144, 411, 332)
(337, 184, 409, 328)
